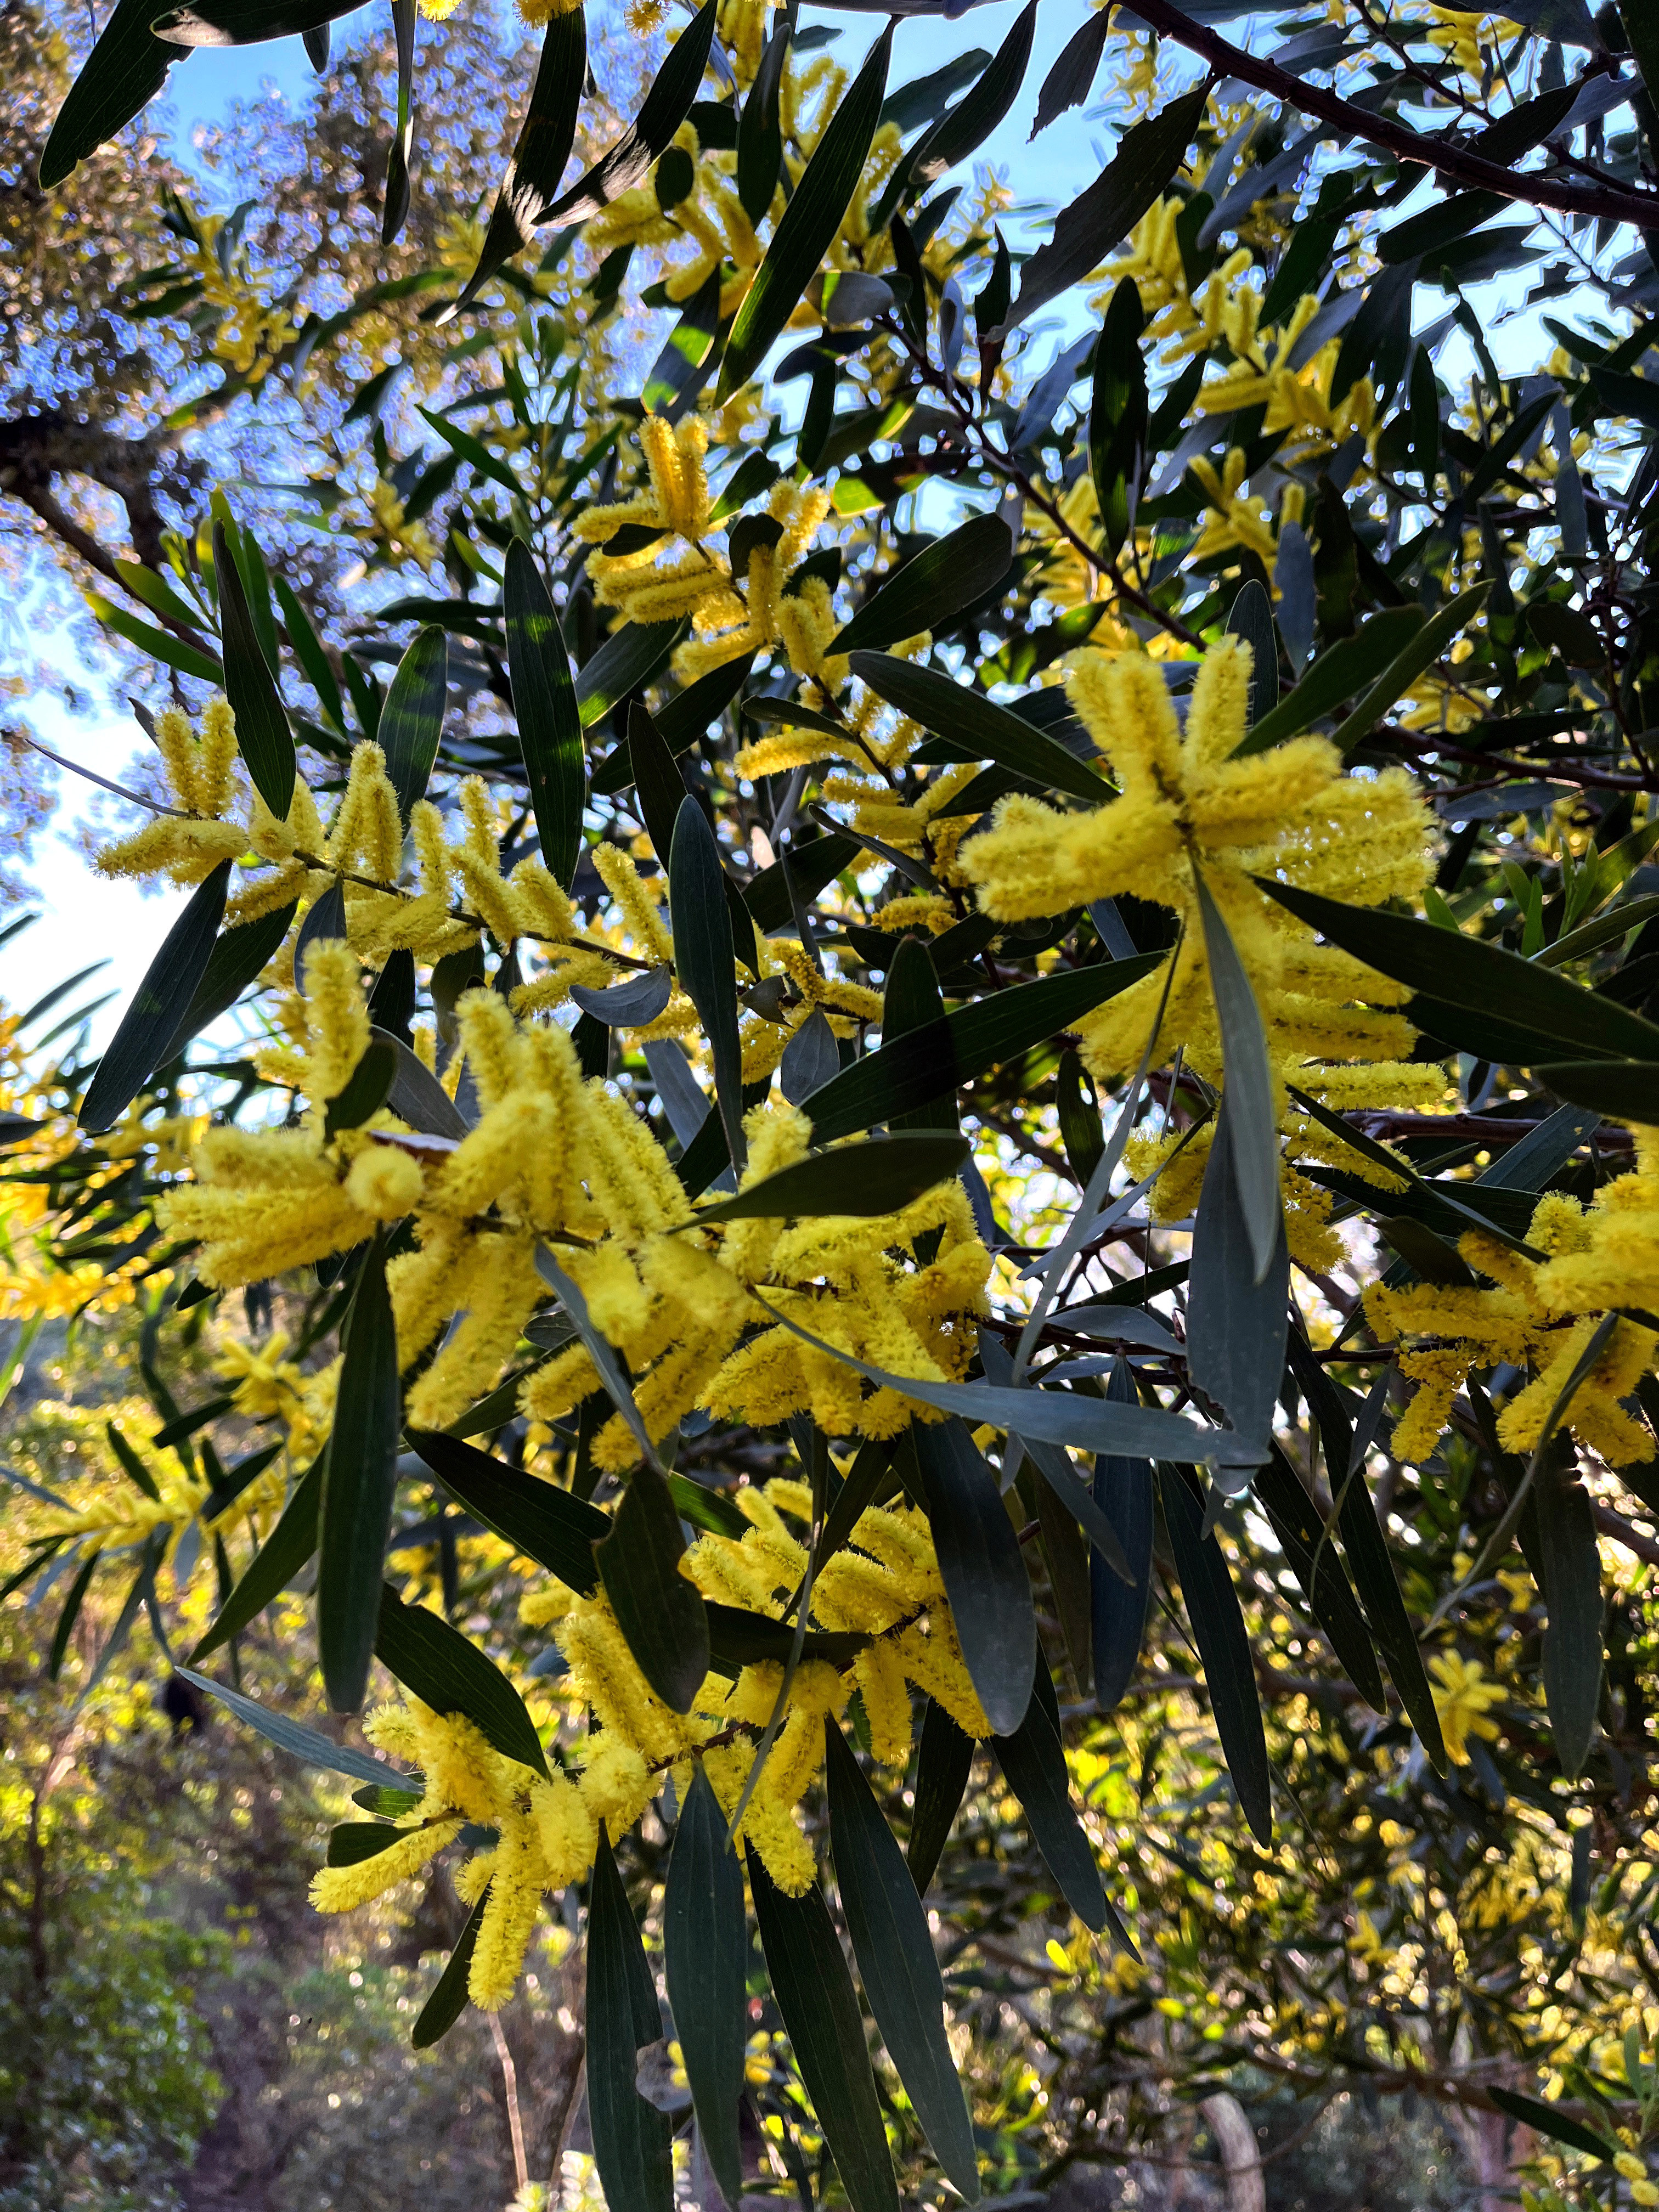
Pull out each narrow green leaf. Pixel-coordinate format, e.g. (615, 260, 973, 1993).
(413, 1887, 490, 2047)
(323, 1040, 396, 1139)
(1536, 1455, 1604, 1779)
(294, 879, 347, 994)
(153, 0, 359, 42)
(705, 1604, 865, 1675)
(273, 573, 346, 732)
(319, 1244, 403, 1713)
(178, 1665, 407, 1788)
(452, 5, 586, 314)
(40, 0, 178, 188)
(907, 0, 1035, 193)
(406, 1429, 607, 1593)
(670, 797, 746, 1172)
(689, 1132, 968, 1225)
(663, 1766, 746, 2209)
(1092, 1364, 1153, 1712)
(1255, 1449, 1385, 1709)
(1487, 2088, 1616, 2162)
(48, 1555, 97, 1680)
(376, 1025, 471, 1139)
(168, 900, 297, 1061)
(908, 1419, 1035, 1736)
(1328, 1416, 1450, 1772)
(720, 22, 893, 398)
(1160, 1464, 1272, 1844)
(834, 512, 1013, 657)
(78, 861, 231, 1132)
(1231, 606, 1426, 758)
(992, 1649, 1109, 1931)
(325, 1820, 405, 1866)
(190, 1457, 323, 1660)
(106, 1420, 160, 1501)
(1327, 584, 1492, 754)
(737, 2, 792, 222)
(849, 652, 1105, 802)
(749, 1852, 899, 2212)
(1184, 1093, 1290, 1468)
(588, 1832, 674, 2212)
(1226, 579, 1278, 729)
(541, 0, 715, 225)
(91, 596, 224, 686)
(826, 1721, 979, 2197)
(379, 626, 448, 828)
(376, 1584, 551, 1778)
(595, 1467, 711, 1715)
(506, 539, 585, 890)
(1193, 870, 1282, 1285)
(1002, 86, 1207, 335)
(907, 1699, 972, 1894)
(1535, 1061, 1659, 1119)
(1088, 278, 1147, 557)
(806, 954, 1163, 1144)
(882, 934, 956, 1133)
(1260, 876, 1659, 1065)
(627, 700, 693, 871)
(213, 520, 295, 818)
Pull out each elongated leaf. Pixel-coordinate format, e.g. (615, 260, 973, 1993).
(453, 5, 587, 314)
(850, 653, 1106, 802)
(706, 1604, 864, 1675)
(881, 935, 956, 1134)
(1184, 1096, 1290, 1475)
(375, 1025, 471, 1139)
(1260, 877, 1659, 1065)
(534, 1243, 663, 1470)
(39, 0, 179, 187)
(506, 539, 585, 890)
(720, 23, 893, 398)
(1194, 871, 1281, 1285)
(48, 1554, 97, 1679)
(834, 514, 1013, 658)
(1226, 579, 1278, 729)
(826, 1722, 979, 2199)
(749, 1853, 899, 2212)
(1159, 1465, 1272, 1844)
(737, 2, 793, 221)
(575, 619, 687, 729)
(908, 1698, 973, 1893)
(376, 1584, 550, 1777)
(213, 521, 294, 819)
(691, 1132, 968, 1225)
(595, 1466, 710, 1714)
(190, 1455, 323, 1660)
(545, 0, 716, 223)
(167, 900, 297, 1062)
(1534, 1061, 1659, 1118)
(79, 861, 230, 1132)
(323, 1041, 396, 1141)
(569, 967, 673, 1027)
(1088, 277, 1147, 557)
(379, 626, 448, 827)
(807, 953, 1162, 1144)
(1002, 86, 1207, 335)
(1033, 6, 1111, 136)
(754, 1293, 1254, 1465)
(325, 1820, 406, 1867)
(381, 0, 416, 246)
(406, 1430, 606, 1592)
(1488, 2088, 1616, 2161)
(178, 1666, 407, 1787)
(628, 701, 695, 872)
(670, 797, 746, 1171)
(1092, 1365, 1153, 1712)
(908, 1420, 1034, 1736)
(1536, 1455, 1603, 1778)
(413, 1887, 490, 2047)
(991, 1650, 1108, 1929)
(1327, 1408, 1450, 1773)
(1328, 584, 1492, 754)
(1255, 1450, 1385, 1708)
(663, 1766, 746, 2209)
(318, 1244, 402, 1713)
(153, 0, 359, 41)
(588, 1832, 674, 2212)
(91, 596, 223, 686)
(1231, 606, 1426, 757)
(781, 1006, 842, 1104)
(909, 0, 1034, 189)
(294, 879, 346, 995)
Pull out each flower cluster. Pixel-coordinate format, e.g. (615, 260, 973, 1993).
(1369, 1154, 1659, 1466)
(962, 636, 1443, 1268)
(313, 1479, 994, 2008)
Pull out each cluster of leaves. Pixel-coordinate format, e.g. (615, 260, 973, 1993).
(14, 0, 1659, 2204)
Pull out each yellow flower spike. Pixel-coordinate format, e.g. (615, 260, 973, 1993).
(469, 1807, 549, 2011)
(530, 1772, 599, 1887)
(404, 1232, 544, 1431)
(592, 842, 675, 961)
(310, 1816, 464, 1913)
(1428, 1652, 1505, 1765)
(854, 1638, 914, 1767)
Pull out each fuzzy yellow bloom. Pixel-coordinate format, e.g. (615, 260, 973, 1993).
(1428, 1653, 1505, 1765)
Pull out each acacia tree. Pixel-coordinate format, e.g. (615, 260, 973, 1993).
(9, 0, 1659, 2207)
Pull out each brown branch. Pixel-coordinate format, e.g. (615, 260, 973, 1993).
(1126, 0, 1659, 233)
